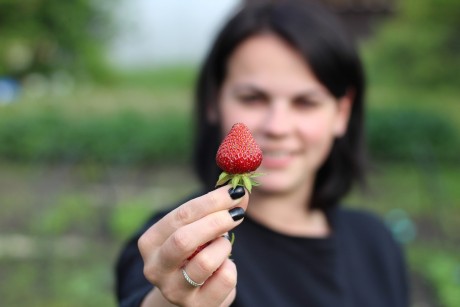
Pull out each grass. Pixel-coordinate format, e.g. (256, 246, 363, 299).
(0, 162, 199, 307)
(11, 81, 193, 118)
(0, 249, 116, 307)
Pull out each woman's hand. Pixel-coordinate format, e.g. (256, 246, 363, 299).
(138, 185, 248, 307)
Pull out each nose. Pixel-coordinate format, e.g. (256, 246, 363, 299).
(262, 100, 292, 138)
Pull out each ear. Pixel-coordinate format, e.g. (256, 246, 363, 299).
(334, 89, 354, 137)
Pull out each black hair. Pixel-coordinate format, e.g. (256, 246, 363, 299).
(193, 0, 366, 210)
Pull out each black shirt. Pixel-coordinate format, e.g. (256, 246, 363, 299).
(115, 198, 409, 307)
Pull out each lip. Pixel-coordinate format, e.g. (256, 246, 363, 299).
(261, 149, 299, 169)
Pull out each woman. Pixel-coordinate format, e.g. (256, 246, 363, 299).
(116, 1, 409, 306)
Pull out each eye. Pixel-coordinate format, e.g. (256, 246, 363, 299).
(292, 97, 319, 109)
(237, 93, 267, 106)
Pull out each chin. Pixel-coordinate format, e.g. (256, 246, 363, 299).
(255, 178, 296, 195)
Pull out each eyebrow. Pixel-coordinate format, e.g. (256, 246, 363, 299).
(231, 84, 328, 99)
(231, 85, 269, 101)
(231, 84, 264, 93)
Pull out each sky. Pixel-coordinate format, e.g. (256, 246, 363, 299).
(108, 0, 240, 69)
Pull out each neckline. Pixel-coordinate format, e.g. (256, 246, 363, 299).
(244, 206, 337, 242)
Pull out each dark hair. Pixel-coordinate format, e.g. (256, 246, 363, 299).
(193, 0, 366, 210)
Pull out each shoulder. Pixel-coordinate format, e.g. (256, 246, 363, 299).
(334, 207, 408, 277)
(335, 207, 393, 240)
(334, 207, 409, 305)
(334, 207, 404, 257)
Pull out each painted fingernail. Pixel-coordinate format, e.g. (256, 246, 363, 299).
(229, 207, 245, 221)
(228, 186, 245, 200)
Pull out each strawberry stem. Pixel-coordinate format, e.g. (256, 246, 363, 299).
(215, 171, 263, 193)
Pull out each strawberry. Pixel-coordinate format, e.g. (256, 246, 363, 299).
(215, 123, 263, 193)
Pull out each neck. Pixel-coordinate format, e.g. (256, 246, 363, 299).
(247, 185, 330, 237)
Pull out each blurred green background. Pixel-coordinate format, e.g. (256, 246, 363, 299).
(0, 0, 459, 306)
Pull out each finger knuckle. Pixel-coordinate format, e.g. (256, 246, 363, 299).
(142, 258, 162, 282)
(142, 264, 155, 281)
(171, 230, 192, 253)
(137, 234, 150, 255)
(138, 230, 162, 256)
(161, 286, 183, 305)
(175, 205, 193, 225)
(219, 266, 237, 288)
(195, 253, 215, 273)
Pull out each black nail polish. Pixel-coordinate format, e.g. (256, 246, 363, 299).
(228, 186, 245, 200)
(229, 207, 245, 221)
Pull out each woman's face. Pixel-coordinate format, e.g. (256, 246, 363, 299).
(213, 34, 351, 195)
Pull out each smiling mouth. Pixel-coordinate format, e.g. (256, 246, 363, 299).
(261, 150, 300, 168)
(262, 149, 301, 157)
(263, 151, 293, 158)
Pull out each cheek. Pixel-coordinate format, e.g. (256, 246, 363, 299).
(298, 114, 337, 145)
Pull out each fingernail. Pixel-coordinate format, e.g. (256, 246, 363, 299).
(228, 186, 245, 200)
(229, 207, 245, 221)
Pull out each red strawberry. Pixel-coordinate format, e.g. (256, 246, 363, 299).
(215, 123, 263, 192)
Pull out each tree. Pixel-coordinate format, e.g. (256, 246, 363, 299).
(365, 0, 460, 89)
(0, 0, 114, 81)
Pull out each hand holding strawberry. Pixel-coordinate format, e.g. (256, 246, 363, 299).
(137, 124, 261, 306)
(137, 185, 248, 306)
(216, 123, 263, 192)
(186, 123, 261, 262)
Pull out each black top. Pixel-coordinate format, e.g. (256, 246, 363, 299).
(115, 196, 409, 307)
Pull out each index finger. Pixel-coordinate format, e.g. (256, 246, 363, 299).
(142, 185, 248, 247)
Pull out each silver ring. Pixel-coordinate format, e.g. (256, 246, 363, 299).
(182, 268, 204, 287)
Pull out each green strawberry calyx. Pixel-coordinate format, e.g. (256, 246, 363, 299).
(215, 171, 264, 193)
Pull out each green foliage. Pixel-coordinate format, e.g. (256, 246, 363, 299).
(115, 66, 198, 90)
(1, 260, 115, 307)
(0, 0, 114, 80)
(0, 108, 193, 164)
(409, 246, 460, 307)
(365, 0, 460, 89)
(31, 194, 95, 235)
(109, 200, 154, 241)
(367, 108, 460, 161)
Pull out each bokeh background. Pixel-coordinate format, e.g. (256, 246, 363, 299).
(0, 0, 459, 306)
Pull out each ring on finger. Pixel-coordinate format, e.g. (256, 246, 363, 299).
(182, 267, 205, 287)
